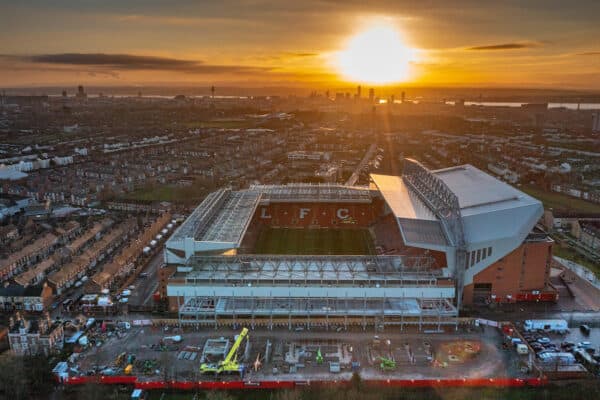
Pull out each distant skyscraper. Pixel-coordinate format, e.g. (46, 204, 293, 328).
(211, 86, 215, 98)
(76, 85, 86, 99)
(593, 112, 600, 133)
(356, 85, 362, 99)
(61, 90, 67, 98)
(401, 91, 405, 103)
(391, 95, 395, 104)
(369, 88, 374, 102)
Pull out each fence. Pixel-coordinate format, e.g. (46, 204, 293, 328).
(62, 376, 548, 390)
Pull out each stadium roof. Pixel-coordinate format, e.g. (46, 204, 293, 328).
(251, 183, 371, 203)
(432, 165, 539, 217)
(168, 188, 261, 256)
(369, 174, 436, 221)
(371, 163, 543, 262)
(166, 184, 374, 263)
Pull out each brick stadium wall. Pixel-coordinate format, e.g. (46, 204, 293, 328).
(463, 239, 553, 305)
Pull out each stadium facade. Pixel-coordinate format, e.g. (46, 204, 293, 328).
(162, 159, 553, 330)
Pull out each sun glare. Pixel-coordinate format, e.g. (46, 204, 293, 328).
(337, 23, 417, 84)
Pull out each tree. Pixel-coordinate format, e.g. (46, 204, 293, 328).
(0, 355, 28, 400)
(274, 389, 302, 400)
(205, 390, 235, 400)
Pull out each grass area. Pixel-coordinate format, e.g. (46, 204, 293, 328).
(254, 228, 375, 255)
(552, 244, 600, 277)
(119, 184, 209, 204)
(521, 185, 600, 213)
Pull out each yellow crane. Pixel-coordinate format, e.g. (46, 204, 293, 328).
(200, 327, 248, 374)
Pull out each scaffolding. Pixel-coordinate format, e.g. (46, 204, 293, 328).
(402, 159, 467, 311)
(251, 183, 372, 203)
(171, 254, 458, 330)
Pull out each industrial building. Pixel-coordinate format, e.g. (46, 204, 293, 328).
(164, 159, 553, 330)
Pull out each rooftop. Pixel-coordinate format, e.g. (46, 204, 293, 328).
(252, 183, 371, 203)
(432, 165, 540, 217)
(371, 162, 543, 253)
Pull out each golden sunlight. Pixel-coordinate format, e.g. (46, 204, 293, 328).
(336, 23, 417, 84)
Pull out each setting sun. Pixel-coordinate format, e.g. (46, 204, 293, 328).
(336, 23, 417, 85)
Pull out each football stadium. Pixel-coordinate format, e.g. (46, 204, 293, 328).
(163, 159, 554, 330)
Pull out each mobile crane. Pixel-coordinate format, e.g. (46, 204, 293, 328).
(200, 327, 249, 374)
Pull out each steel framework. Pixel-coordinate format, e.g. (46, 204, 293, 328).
(402, 159, 468, 310)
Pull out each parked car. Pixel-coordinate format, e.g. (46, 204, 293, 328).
(580, 325, 591, 335)
(530, 343, 544, 351)
(537, 337, 551, 344)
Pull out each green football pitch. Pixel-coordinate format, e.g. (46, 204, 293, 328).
(253, 228, 375, 255)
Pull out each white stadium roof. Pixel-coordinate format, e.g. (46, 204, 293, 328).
(371, 163, 543, 282)
(165, 183, 374, 264)
(433, 165, 539, 217)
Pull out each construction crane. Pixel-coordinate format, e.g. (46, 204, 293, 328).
(200, 328, 249, 374)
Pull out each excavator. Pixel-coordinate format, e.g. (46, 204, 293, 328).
(200, 327, 248, 375)
(316, 348, 324, 364)
(379, 356, 397, 371)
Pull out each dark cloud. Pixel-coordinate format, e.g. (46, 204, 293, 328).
(21, 53, 269, 74)
(287, 52, 318, 57)
(467, 42, 540, 51)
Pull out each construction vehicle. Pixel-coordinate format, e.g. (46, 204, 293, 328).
(162, 335, 182, 343)
(200, 328, 248, 374)
(115, 352, 127, 367)
(379, 356, 397, 371)
(316, 348, 324, 364)
(253, 353, 262, 372)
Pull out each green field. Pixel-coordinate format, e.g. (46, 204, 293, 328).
(118, 184, 210, 204)
(254, 228, 375, 255)
(521, 185, 600, 213)
(553, 244, 600, 277)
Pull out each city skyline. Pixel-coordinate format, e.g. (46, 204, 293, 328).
(1, 0, 600, 89)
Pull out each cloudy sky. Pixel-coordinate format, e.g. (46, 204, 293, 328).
(1, 0, 599, 88)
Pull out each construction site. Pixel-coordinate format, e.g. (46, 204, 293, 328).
(65, 320, 534, 388)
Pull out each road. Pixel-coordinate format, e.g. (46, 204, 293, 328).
(346, 143, 378, 186)
(128, 248, 164, 306)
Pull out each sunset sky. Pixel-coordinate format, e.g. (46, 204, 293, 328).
(1, 0, 600, 89)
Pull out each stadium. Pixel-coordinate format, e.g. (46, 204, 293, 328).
(163, 159, 554, 330)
